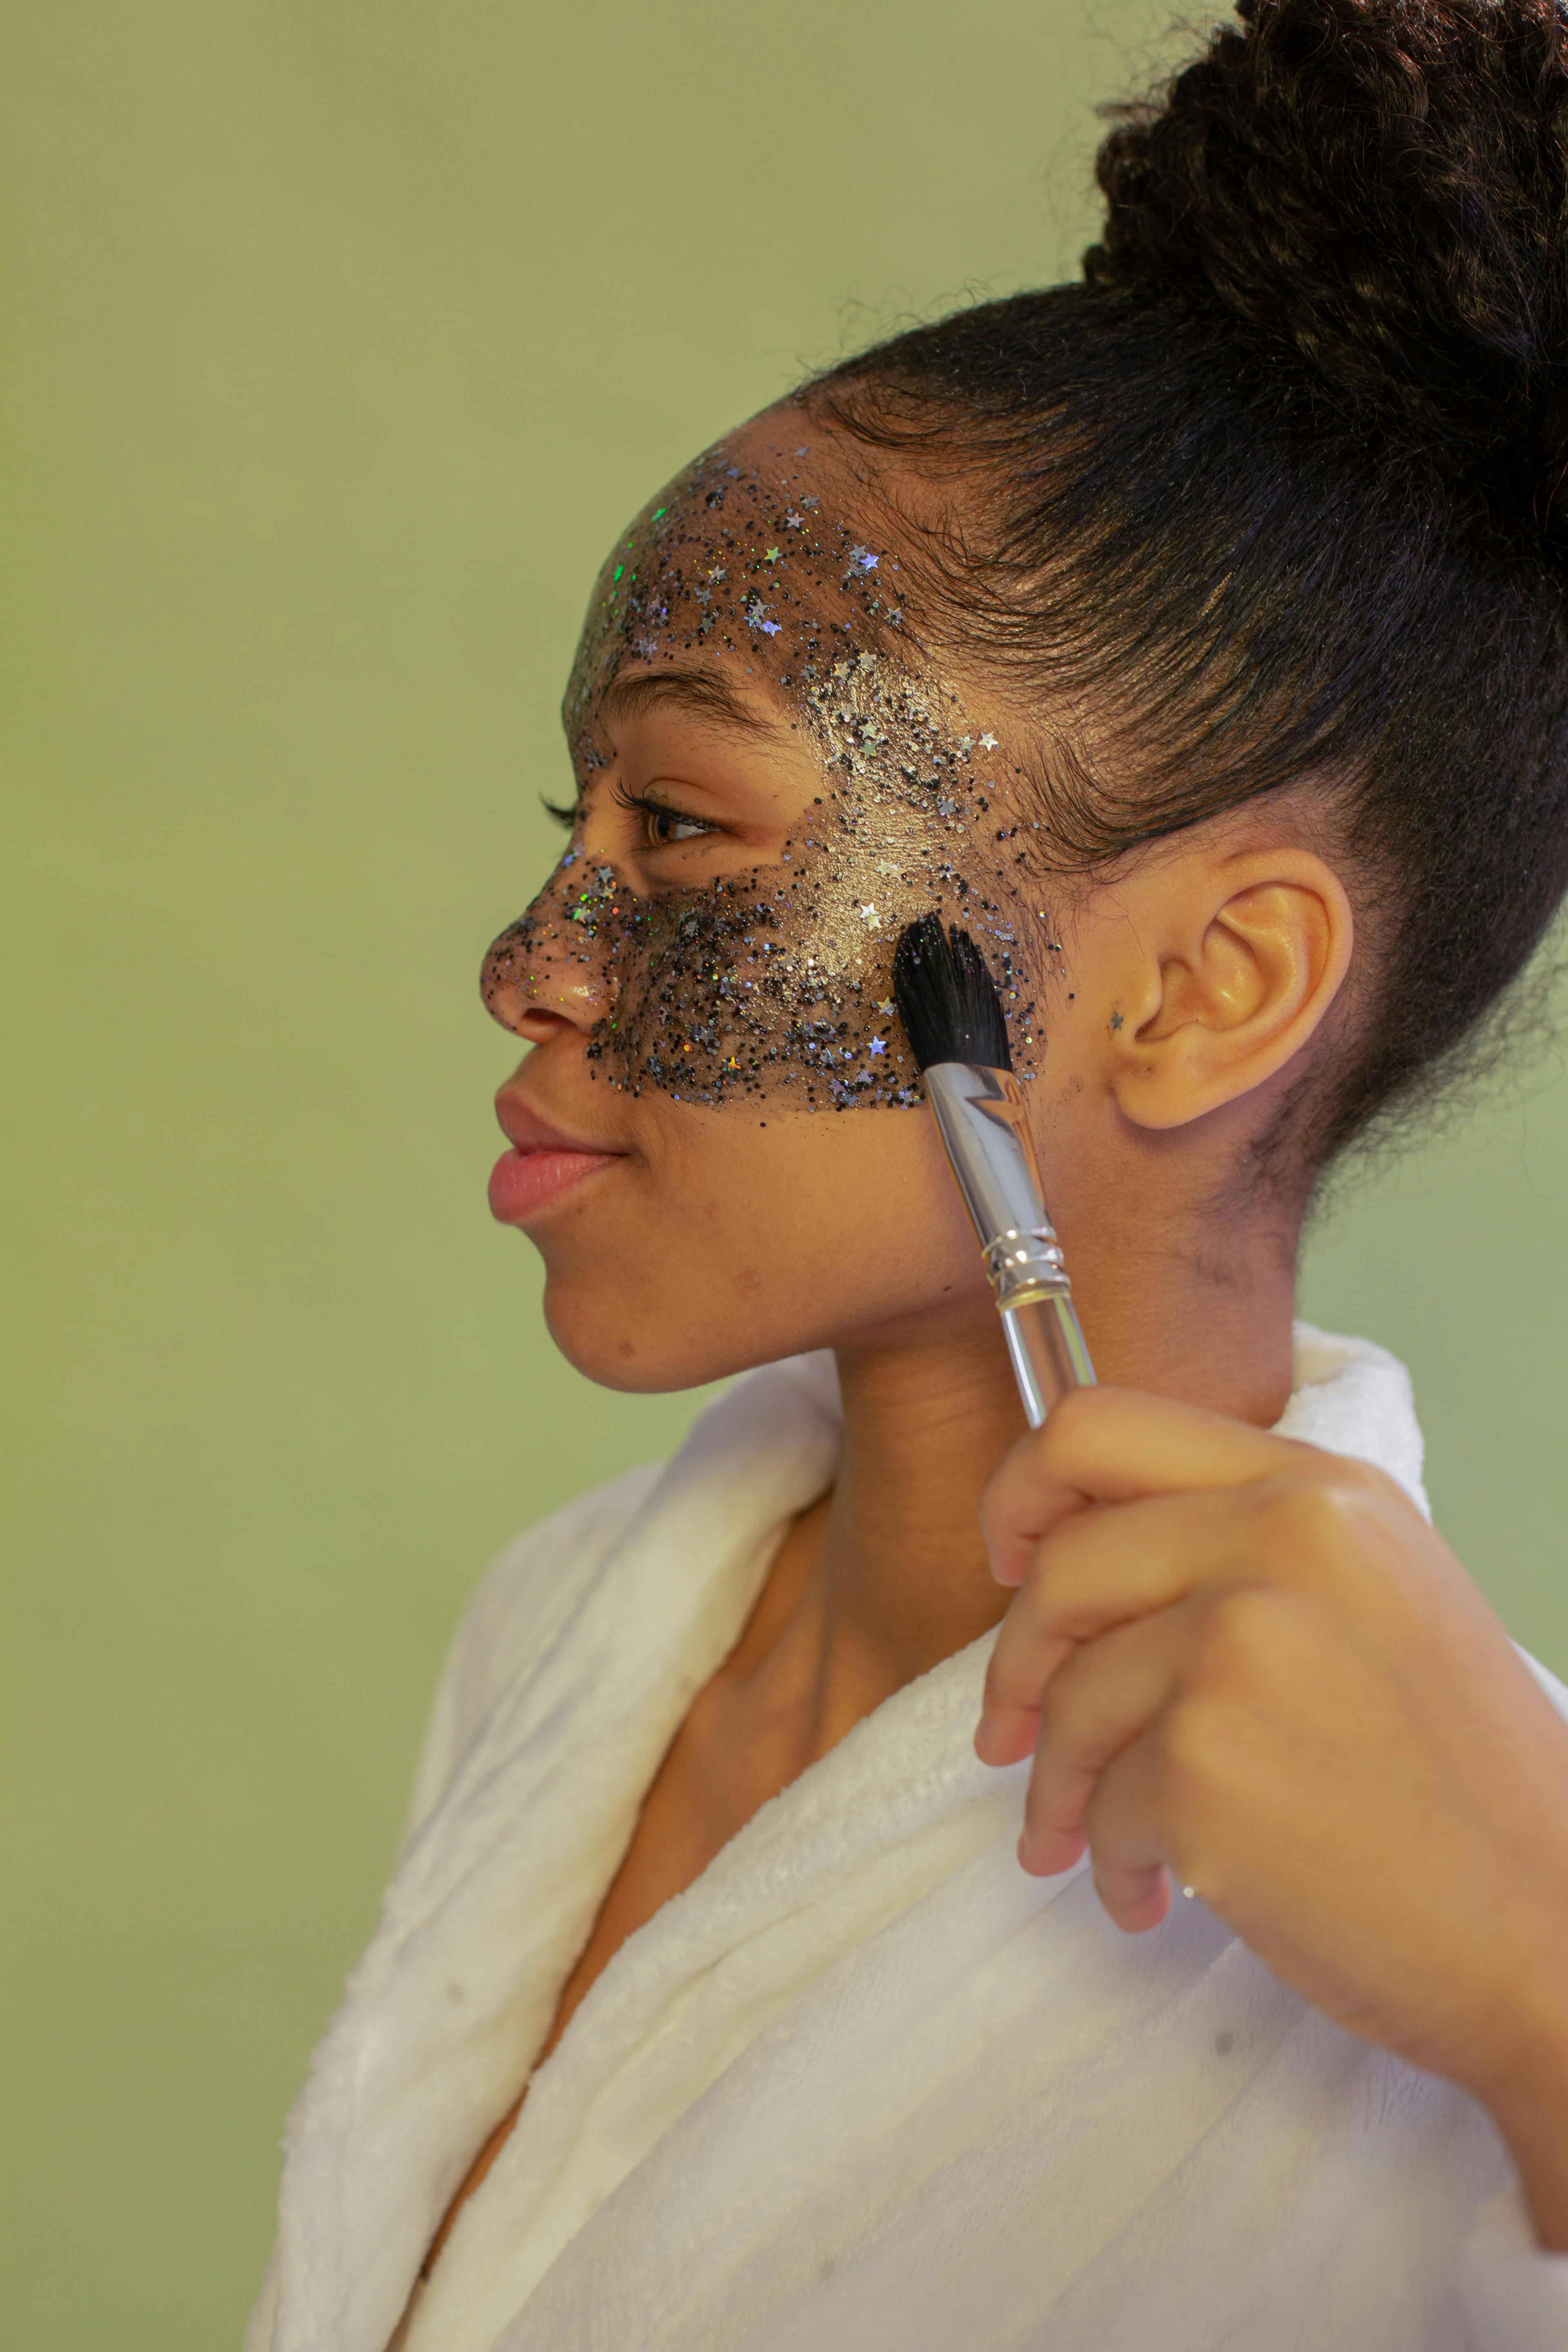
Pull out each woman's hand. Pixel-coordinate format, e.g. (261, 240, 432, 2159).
(975, 1385, 1568, 2245)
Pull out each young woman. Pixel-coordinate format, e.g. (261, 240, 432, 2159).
(248, 2, 1568, 2345)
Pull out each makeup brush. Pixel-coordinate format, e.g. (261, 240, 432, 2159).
(893, 913, 1094, 1426)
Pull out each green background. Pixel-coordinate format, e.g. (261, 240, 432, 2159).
(2, 4, 1564, 2343)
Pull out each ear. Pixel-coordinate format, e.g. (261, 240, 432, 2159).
(1104, 849, 1354, 1132)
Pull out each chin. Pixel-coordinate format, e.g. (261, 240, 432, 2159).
(539, 1272, 800, 1395)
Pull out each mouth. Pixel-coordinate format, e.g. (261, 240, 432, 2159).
(488, 1091, 626, 1227)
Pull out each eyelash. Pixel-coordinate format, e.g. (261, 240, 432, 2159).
(540, 785, 720, 849)
(610, 780, 718, 848)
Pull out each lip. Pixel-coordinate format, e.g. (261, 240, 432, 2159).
(488, 1090, 625, 1227)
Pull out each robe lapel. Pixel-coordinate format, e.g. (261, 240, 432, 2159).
(263, 1355, 842, 2352)
(408, 1631, 1042, 2348)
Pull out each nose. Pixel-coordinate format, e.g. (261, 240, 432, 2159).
(481, 861, 612, 1041)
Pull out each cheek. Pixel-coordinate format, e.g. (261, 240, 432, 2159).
(580, 870, 928, 1111)
(532, 1107, 994, 1390)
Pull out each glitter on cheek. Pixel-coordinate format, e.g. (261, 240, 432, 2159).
(492, 431, 1050, 1111)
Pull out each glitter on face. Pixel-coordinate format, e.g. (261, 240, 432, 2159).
(481, 423, 1048, 1111)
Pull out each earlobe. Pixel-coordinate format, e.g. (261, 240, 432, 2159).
(1108, 857, 1354, 1132)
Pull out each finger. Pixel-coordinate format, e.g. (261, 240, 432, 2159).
(980, 1384, 1321, 1588)
(1015, 1601, 1210, 1871)
(983, 1468, 1412, 1763)
(1078, 1726, 1175, 1933)
(980, 1488, 1268, 1759)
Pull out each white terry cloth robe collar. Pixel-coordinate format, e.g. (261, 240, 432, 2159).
(247, 1328, 1568, 2352)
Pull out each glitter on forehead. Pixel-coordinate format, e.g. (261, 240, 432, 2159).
(483, 425, 1050, 1110)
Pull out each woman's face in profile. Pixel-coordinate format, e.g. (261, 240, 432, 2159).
(481, 409, 1066, 1392)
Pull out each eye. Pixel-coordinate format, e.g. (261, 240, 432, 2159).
(613, 782, 718, 849)
(646, 804, 713, 846)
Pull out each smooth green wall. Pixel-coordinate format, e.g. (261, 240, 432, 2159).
(2, 5, 1565, 2345)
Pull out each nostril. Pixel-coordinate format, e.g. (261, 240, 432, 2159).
(480, 922, 543, 1033)
(481, 972, 533, 1038)
(481, 887, 610, 1037)
(515, 1005, 573, 1041)
(481, 923, 603, 1038)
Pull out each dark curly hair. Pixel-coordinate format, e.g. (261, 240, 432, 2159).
(813, 0, 1568, 1176)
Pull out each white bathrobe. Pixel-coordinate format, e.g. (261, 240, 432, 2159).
(246, 1328, 1568, 2352)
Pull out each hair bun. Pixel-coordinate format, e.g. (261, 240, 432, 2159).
(1085, 0, 1568, 541)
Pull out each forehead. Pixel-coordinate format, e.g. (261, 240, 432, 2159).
(563, 411, 915, 746)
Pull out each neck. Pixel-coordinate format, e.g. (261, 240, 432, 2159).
(842, 1188, 1295, 1665)
(825, 1327, 1029, 1677)
(721, 1178, 1301, 1775)
(1060, 1165, 1301, 1425)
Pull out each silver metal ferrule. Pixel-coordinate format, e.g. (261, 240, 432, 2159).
(923, 1061, 1095, 1424)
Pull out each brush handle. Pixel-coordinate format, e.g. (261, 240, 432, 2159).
(1000, 1292, 1096, 1428)
(918, 1062, 1096, 1425)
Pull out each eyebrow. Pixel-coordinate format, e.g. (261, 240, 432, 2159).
(596, 664, 782, 739)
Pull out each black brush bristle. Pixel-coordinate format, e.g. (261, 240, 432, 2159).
(893, 913, 1013, 1074)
